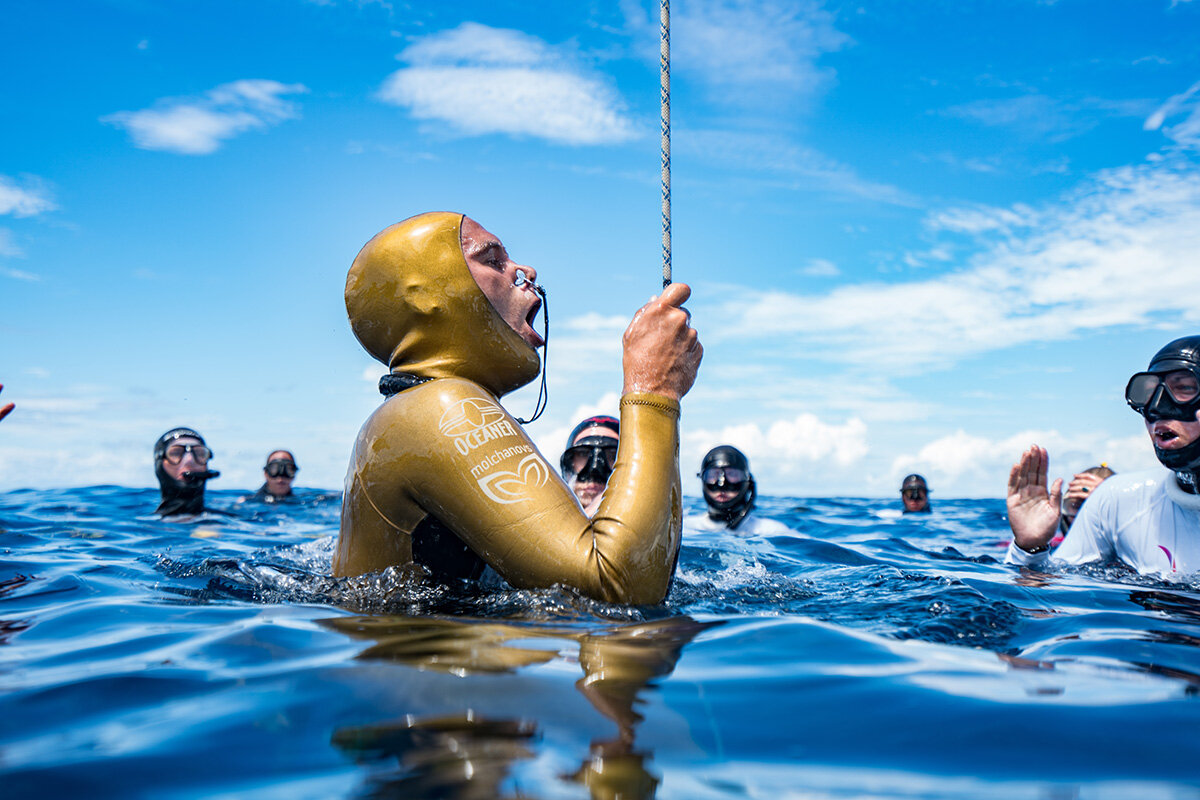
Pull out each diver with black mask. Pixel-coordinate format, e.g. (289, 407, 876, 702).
(153, 427, 220, 517)
(685, 446, 789, 535)
(1006, 335, 1200, 575)
(560, 416, 619, 517)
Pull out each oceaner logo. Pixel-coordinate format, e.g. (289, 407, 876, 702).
(438, 397, 519, 455)
(477, 454, 550, 504)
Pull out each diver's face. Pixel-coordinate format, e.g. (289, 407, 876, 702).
(160, 436, 203, 482)
(568, 427, 618, 506)
(264, 450, 296, 497)
(901, 487, 928, 512)
(461, 218, 544, 349)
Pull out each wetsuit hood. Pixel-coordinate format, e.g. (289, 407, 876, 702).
(346, 212, 541, 398)
(701, 445, 756, 529)
(153, 427, 213, 516)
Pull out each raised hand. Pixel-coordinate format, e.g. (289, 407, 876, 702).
(621, 282, 702, 401)
(1006, 445, 1062, 552)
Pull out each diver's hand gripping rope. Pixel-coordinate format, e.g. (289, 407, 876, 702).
(660, 0, 671, 289)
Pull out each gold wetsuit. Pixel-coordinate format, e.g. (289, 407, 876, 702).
(334, 212, 682, 604)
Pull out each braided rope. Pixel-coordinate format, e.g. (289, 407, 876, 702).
(660, 0, 671, 288)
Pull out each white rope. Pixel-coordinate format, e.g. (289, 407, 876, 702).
(660, 0, 671, 288)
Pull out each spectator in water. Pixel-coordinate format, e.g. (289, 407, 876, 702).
(1057, 464, 1115, 540)
(154, 427, 220, 517)
(559, 416, 619, 517)
(1007, 335, 1200, 575)
(243, 450, 300, 504)
(900, 474, 931, 513)
(686, 445, 789, 534)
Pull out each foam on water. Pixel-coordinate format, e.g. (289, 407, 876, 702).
(2, 487, 1200, 799)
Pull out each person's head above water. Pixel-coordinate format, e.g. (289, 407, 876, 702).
(1059, 463, 1115, 533)
(699, 445, 757, 530)
(263, 450, 298, 498)
(900, 474, 931, 513)
(153, 427, 219, 516)
(346, 212, 544, 400)
(1126, 335, 1200, 489)
(560, 415, 620, 515)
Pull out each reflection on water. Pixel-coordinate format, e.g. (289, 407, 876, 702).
(2, 488, 1200, 798)
(324, 615, 716, 799)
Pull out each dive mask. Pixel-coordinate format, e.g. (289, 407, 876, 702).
(1126, 368, 1200, 422)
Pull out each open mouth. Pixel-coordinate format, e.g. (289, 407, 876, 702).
(523, 298, 544, 347)
(1153, 425, 1181, 447)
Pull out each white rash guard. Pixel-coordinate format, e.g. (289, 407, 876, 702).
(1006, 467, 1200, 577)
(684, 511, 792, 536)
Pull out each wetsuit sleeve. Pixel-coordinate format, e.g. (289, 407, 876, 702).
(360, 380, 682, 604)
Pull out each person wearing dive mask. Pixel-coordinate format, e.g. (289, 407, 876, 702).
(334, 212, 702, 604)
(243, 450, 300, 504)
(1007, 335, 1200, 575)
(900, 474, 931, 513)
(685, 445, 789, 535)
(560, 416, 619, 517)
(153, 427, 220, 517)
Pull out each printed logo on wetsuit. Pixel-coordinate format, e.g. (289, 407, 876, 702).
(477, 454, 550, 504)
(438, 397, 519, 455)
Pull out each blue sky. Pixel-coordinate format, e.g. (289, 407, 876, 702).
(3, 0, 1200, 497)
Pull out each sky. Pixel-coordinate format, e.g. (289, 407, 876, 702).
(3, 0, 1200, 497)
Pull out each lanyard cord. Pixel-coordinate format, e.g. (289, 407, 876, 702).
(516, 284, 549, 425)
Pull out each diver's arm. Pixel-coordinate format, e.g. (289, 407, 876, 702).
(400, 380, 681, 604)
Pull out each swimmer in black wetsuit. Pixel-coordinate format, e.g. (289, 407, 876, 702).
(559, 416, 619, 517)
(244, 450, 300, 504)
(154, 427, 220, 517)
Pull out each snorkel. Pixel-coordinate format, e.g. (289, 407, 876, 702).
(153, 428, 219, 516)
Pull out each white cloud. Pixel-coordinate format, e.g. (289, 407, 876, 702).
(1145, 79, 1200, 149)
(891, 429, 1158, 497)
(0, 228, 22, 257)
(709, 157, 1200, 373)
(378, 23, 636, 145)
(799, 258, 839, 277)
(2, 266, 39, 281)
(684, 412, 869, 477)
(0, 175, 55, 217)
(102, 79, 309, 155)
(683, 129, 916, 205)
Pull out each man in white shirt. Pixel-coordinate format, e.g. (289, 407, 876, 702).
(686, 445, 790, 535)
(1006, 336, 1200, 576)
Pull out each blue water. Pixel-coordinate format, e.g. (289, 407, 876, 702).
(2, 488, 1199, 799)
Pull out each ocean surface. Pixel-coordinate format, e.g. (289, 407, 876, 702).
(2, 487, 1199, 799)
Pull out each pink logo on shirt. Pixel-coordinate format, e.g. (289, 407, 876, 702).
(1158, 545, 1176, 572)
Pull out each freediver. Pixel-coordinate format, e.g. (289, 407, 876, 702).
(333, 212, 702, 604)
(1057, 464, 1114, 538)
(559, 415, 620, 517)
(242, 450, 300, 504)
(900, 473, 931, 513)
(1007, 336, 1200, 574)
(153, 427, 220, 517)
(685, 445, 789, 534)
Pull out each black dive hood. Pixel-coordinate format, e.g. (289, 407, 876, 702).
(1139, 336, 1200, 490)
(154, 427, 218, 516)
(701, 445, 756, 530)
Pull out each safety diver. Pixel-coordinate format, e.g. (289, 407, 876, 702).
(1007, 336, 1200, 575)
(900, 473, 931, 513)
(242, 450, 300, 504)
(154, 427, 220, 517)
(332, 212, 702, 604)
(560, 415, 620, 517)
(685, 445, 789, 535)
